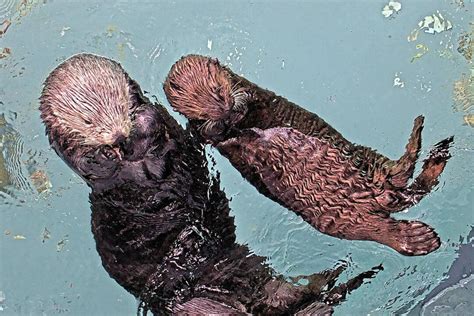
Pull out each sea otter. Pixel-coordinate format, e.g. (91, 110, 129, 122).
(39, 53, 381, 315)
(164, 54, 453, 256)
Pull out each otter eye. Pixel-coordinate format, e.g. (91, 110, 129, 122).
(84, 119, 92, 125)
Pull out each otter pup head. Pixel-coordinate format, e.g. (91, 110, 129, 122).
(164, 55, 249, 140)
(40, 53, 164, 187)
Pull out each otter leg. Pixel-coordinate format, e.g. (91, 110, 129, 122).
(260, 265, 347, 314)
(294, 264, 382, 314)
(383, 135, 453, 212)
(377, 135, 453, 214)
(290, 264, 346, 296)
(314, 210, 440, 256)
(387, 115, 424, 188)
(407, 136, 453, 199)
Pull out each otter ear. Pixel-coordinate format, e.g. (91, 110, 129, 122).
(174, 298, 248, 315)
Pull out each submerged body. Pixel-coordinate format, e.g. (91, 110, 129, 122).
(164, 54, 453, 256)
(40, 54, 380, 314)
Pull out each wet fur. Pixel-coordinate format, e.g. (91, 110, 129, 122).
(40, 54, 381, 314)
(164, 55, 453, 256)
(40, 54, 132, 147)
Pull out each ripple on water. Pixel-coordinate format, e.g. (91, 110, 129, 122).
(0, 111, 51, 205)
(0, 0, 17, 20)
(0, 112, 32, 192)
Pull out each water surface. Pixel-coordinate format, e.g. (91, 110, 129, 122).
(0, 1, 472, 315)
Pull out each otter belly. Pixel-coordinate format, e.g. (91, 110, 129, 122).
(216, 127, 444, 256)
(218, 127, 384, 217)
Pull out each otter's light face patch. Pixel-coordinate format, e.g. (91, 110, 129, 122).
(40, 53, 132, 147)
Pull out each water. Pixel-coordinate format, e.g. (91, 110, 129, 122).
(0, 0, 472, 315)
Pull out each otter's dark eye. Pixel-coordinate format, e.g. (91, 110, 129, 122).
(84, 119, 92, 125)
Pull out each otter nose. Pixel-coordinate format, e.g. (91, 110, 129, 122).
(112, 133, 127, 147)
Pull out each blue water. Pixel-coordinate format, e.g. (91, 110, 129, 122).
(0, 1, 472, 315)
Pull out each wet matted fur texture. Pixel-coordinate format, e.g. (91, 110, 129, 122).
(164, 54, 453, 256)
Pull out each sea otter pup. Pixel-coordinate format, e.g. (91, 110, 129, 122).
(40, 53, 381, 315)
(164, 54, 453, 256)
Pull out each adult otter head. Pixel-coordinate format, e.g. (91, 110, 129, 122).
(40, 53, 166, 188)
(41, 53, 132, 147)
(164, 55, 250, 141)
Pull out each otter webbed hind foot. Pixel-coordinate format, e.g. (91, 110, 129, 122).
(384, 135, 454, 213)
(316, 211, 440, 256)
(294, 264, 383, 315)
(408, 135, 453, 197)
(322, 264, 383, 306)
(377, 130, 453, 214)
(174, 263, 382, 315)
(388, 115, 424, 188)
(289, 264, 346, 296)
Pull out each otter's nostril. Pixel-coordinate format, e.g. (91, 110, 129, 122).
(113, 133, 127, 147)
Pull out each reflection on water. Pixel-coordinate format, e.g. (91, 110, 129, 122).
(0, 112, 51, 202)
(0, 1, 472, 315)
(408, 227, 474, 315)
(0, 113, 29, 193)
(453, 72, 473, 127)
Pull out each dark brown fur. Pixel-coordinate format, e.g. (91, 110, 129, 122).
(164, 55, 453, 256)
(40, 53, 381, 314)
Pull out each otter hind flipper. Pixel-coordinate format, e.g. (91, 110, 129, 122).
(293, 264, 346, 291)
(385, 135, 454, 212)
(377, 121, 453, 213)
(409, 135, 453, 195)
(322, 264, 383, 305)
(294, 264, 383, 315)
(388, 115, 424, 188)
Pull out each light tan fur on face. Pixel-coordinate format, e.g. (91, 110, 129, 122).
(40, 53, 132, 146)
(164, 55, 235, 121)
